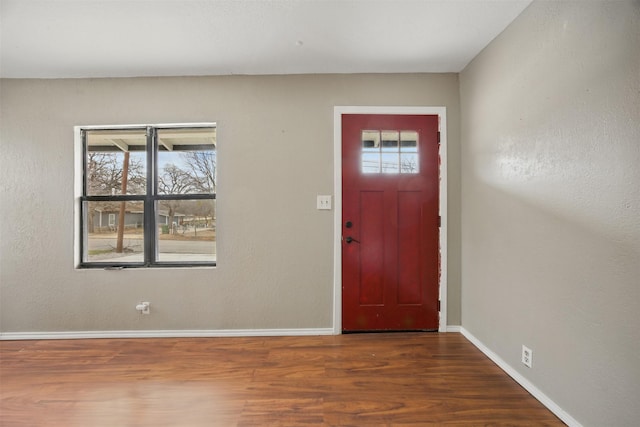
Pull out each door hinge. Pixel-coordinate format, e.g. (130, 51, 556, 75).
(437, 131, 441, 143)
(437, 300, 441, 311)
(438, 216, 441, 227)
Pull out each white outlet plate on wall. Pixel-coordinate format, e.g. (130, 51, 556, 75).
(136, 302, 150, 314)
(317, 195, 332, 210)
(522, 345, 533, 368)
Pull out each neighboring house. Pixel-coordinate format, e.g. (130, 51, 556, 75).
(92, 208, 185, 232)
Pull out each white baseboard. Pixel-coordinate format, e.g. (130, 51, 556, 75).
(0, 328, 335, 341)
(445, 325, 461, 333)
(459, 327, 582, 427)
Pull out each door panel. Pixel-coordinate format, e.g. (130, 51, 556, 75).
(342, 114, 439, 331)
(397, 191, 422, 305)
(360, 191, 385, 305)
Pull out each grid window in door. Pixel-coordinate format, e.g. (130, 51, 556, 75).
(362, 130, 419, 174)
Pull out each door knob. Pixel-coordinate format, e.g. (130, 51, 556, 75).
(345, 236, 359, 244)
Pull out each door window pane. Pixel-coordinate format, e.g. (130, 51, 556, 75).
(362, 131, 380, 150)
(362, 131, 381, 173)
(362, 152, 381, 173)
(381, 131, 399, 173)
(401, 153, 419, 173)
(381, 131, 399, 151)
(400, 131, 419, 173)
(400, 131, 418, 152)
(381, 153, 400, 173)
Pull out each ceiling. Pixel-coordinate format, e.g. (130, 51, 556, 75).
(0, 0, 532, 79)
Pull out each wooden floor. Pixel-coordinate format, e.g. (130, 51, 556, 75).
(0, 333, 563, 426)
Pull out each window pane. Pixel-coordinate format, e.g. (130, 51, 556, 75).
(157, 199, 216, 263)
(362, 153, 381, 173)
(362, 130, 380, 151)
(381, 131, 399, 152)
(84, 201, 144, 263)
(86, 129, 147, 195)
(400, 131, 418, 152)
(401, 153, 419, 173)
(157, 128, 216, 195)
(362, 131, 380, 173)
(381, 153, 400, 173)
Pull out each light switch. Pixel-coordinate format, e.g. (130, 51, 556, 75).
(317, 195, 332, 210)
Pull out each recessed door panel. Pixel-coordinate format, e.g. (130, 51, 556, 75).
(398, 191, 422, 305)
(360, 191, 385, 305)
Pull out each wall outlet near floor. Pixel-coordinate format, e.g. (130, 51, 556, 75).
(522, 345, 533, 368)
(136, 302, 151, 314)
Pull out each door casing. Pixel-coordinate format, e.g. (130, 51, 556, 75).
(333, 106, 448, 333)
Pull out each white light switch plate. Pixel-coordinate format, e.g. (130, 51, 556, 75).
(317, 195, 332, 210)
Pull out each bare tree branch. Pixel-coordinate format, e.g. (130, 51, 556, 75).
(87, 152, 145, 195)
(158, 164, 197, 194)
(181, 151, 216, 193)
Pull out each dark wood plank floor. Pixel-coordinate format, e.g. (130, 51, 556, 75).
(0, 333, 563, 426)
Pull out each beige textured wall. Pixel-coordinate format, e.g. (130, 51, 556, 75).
(460, 1, 640, 425)
(0, 73, 461, 333)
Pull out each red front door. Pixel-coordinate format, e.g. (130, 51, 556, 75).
(342, 114, 440, 331)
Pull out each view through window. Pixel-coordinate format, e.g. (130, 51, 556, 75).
(79, 125, 216, 267)
(361, 130, 419, 174)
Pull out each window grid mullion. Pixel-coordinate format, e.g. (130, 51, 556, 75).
(145, 126, 156, 266)
(80, 129, 88, 262)
(155, 194, 216, 201)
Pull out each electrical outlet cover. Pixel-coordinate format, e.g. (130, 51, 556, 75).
(522, 345, 532, 368)
(317, 195, 332, 210)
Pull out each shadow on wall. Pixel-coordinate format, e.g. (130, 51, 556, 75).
(462, 179, 640, 424)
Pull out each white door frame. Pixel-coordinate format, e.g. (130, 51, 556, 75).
(333, 106, 448, 333)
